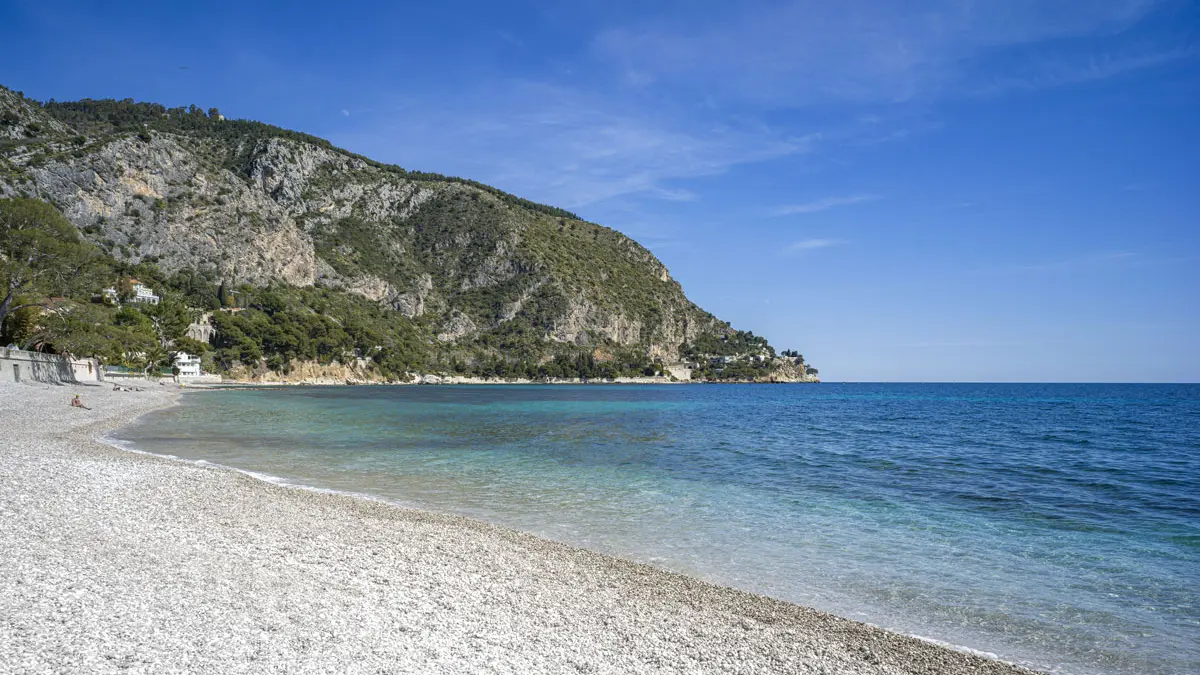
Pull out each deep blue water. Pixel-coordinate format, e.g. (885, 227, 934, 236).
(115, 383, 1200, 674)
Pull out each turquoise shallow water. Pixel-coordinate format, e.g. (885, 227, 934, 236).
(114, 383, 1199, 674)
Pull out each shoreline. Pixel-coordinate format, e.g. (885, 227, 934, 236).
(194, 376, 820, 387)
(1, 383, 1036, 674)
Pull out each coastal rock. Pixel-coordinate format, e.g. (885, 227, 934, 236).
(759, 358, 820, 383)
(226, 359, 383, 385)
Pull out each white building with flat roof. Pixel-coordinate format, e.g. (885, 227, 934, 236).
(129, 279, 160, 305)
(174, 351, 201, 377)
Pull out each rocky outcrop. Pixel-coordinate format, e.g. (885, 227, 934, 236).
(550, 298, 644, 346)
(437, 312, 478, 343)
(226, 358, 386, 384)
(0, 88, 73, 139)
(756, 359, 820, 383)
(5, 132, 316, 285)
(393, 273, 432, 318)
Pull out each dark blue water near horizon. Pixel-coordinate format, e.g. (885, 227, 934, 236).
(114, 383, 1200, 675)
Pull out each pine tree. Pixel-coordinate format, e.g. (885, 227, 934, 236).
(218, 281, 234, 308)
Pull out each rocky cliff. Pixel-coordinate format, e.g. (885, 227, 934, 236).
(1, 87, 802, 373)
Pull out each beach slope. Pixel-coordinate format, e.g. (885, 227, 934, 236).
(0, 384, 1039, 674)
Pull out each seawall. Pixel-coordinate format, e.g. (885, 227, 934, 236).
(0, 347, 101, 385)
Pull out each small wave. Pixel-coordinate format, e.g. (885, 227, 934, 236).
(98, 433, 180, 460)
(1040, 434, 1091, 445)
(909, 634, 1001, 660)
(908, 635, 1069, 674)
(97, 433, 427, 512)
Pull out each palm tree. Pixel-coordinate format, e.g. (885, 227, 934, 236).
(138, 344, 168, 378)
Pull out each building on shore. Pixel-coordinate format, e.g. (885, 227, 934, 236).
(173, 351, 202, 378)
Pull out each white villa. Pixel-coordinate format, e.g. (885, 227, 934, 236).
(174, 351, 202, 378)
(130, 279, 160, 305)
(102, 279, 161, 305)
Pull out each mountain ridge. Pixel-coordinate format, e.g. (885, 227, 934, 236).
(0, 85, 815, 381)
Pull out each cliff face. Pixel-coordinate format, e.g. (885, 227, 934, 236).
(0, 88, 748, 364)
(11, 133, 317, 285)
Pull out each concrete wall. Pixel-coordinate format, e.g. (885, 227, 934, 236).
(664, 364, 693, 381)
(0, 348, 102, 385)
(104, 371, 147, 380)
(71, 358, 101, 382)
(180, 374, 222, 384)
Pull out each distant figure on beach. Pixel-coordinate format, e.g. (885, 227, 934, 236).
(69, 394, 90, 410)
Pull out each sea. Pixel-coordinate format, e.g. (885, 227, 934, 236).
(111, 383, 1199, 675)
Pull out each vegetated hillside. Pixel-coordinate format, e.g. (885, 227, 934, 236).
(0, 85, 816, 381)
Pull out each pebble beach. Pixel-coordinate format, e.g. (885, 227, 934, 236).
(0, 383, 1041, 674)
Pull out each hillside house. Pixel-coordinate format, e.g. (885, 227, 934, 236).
(129, 279, 160, 305)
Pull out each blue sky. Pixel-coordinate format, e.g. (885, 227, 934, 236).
(3, 0, 1197, 381)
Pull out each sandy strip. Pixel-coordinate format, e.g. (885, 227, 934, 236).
(0, 382, 1041, 674)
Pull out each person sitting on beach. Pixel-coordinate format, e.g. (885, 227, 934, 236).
(70, 394, 90, 410)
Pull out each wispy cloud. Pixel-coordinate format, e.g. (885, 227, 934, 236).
(645, 186, 699, 202)
(783, 238, 847, 255)
(971, 46, 1195, 96)
(496, 30, 525, 49)
(341, 109, 350, 117)
(773, 194, 880, 216)
(331, 81, 818, 208)
(591, 1, 1179, 106)
(326, 1, 1189, 218)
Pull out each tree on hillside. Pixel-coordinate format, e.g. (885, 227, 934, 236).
(167, 269, 220, 310)
(218, 280, 235, 308)
(12, 301, 155, 362)
(172, 336, 210, 359)
(143, 293, 195, 348)
(116, 277, 136, 304)
(0, 198, 98, 343)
